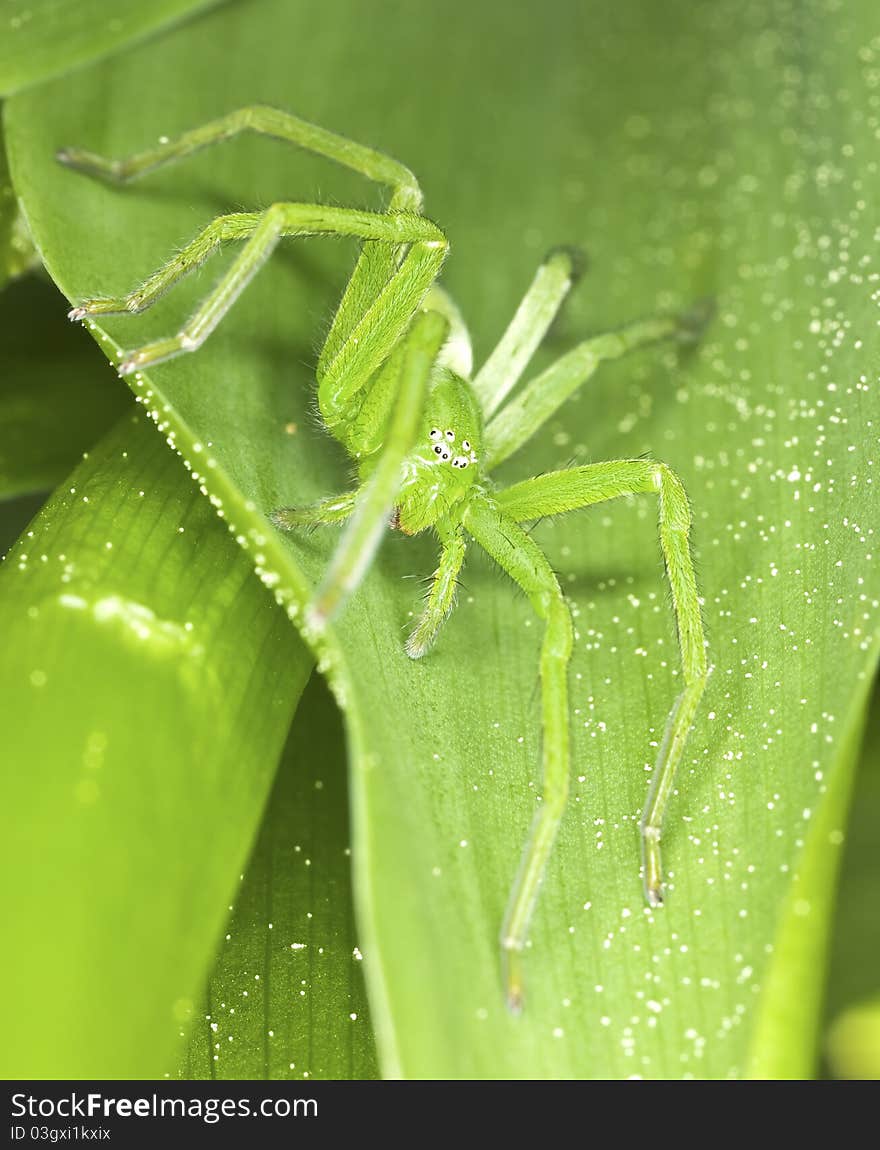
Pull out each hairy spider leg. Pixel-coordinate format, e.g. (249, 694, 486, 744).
(314, 237, 447, 432)
(473, 247, 579, 419)
(60, 109, 454, 626)
(271, 491, 358, 529)
(483, 313, 680, 469)
(57, 104, 423, 211)
(403, 255, 689, 663)
(59, 103, 434, 381)
(462, 493, 574, 1013)
(307, 309, 449, 628)
(111, 217, 446, 626)
(495, 459, 707, 915)
(71, 206, 445, 375)
(405, 519, 467, 658)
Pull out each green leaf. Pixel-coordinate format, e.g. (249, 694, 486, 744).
(0, 491, 46, 552)
(823, 680, 880, 1079)
(0, 122, 36, 285)
(745, 677, 872, 1078)
(0, 0, 225, 97)
(0, 410, 312, 1077)
(6, 0, 879, 1078)
(826, 996, 880, 1080)
(0, 275, 131, 498)
(178, 672, 378, 1080)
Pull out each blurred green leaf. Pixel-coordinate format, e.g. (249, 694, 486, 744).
(0, 123, 36, 284)
(0, 491, 45, 551)
(0, 0, 225, 96)
(746, 680, 871, 1078)
(0, 275, 130, 498)
(6, 0, 879, 1078)
(822, 678, 880, 1078)
(0, 410, 312, 1077)
(827, 997, 880, 1080)
(179, 672, 378, 1080)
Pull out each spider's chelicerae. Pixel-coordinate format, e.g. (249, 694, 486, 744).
(60, 107, 708, 1011)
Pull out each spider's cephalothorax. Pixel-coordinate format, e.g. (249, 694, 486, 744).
(393, 368, 483, 535)
(61, 106, 708, 1012)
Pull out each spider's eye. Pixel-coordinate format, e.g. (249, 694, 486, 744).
(462, 440, 471, 451)
(441, 451, 450, 461)
(429, 428, 442, 441)
(433, 444, 444, 455)
(445, 429, 455, 441)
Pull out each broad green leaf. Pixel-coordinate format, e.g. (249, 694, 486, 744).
(178, 672, 378, 1080)
(0, 491, 45, 551)
(0, 275, 130, 498)
(0, 410, 311, 1077)
(7, 0, 880, 1078)
(0, 0, 224, 96)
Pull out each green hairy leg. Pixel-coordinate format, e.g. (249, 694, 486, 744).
(463, 494, 575, 1012)
(496, 459, 708, 908)
(484, 314, 681, 469)
(473, 247, 578, 419)
(307, 310, 449, 629)
(69, 206, 445, 375)
(58, 104, 423, 210)
(405, 522, 467, 658)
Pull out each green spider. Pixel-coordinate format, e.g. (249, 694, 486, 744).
(60, 106, 708, 1012)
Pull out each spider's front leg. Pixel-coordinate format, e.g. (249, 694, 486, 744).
(68, 206, 445, 376)
(305, 309, 449, 629)
(405, 521, 467, 659)
(61, 113, 454, 626)
(465, 460, 706, 1010)
(58, 105, 429, 370)
(462, 494, 575, 1012)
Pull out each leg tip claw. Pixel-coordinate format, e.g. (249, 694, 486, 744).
(502, 946, 525, 1015)
(677, 297, 715, 343)
(506, 985, 524, 1016)
(404, 635, 428, 660)
(545, 244, 588, 283)
(646, 886, 664, 908)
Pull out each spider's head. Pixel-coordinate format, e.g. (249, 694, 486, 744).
(395, 367, 483, 535)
